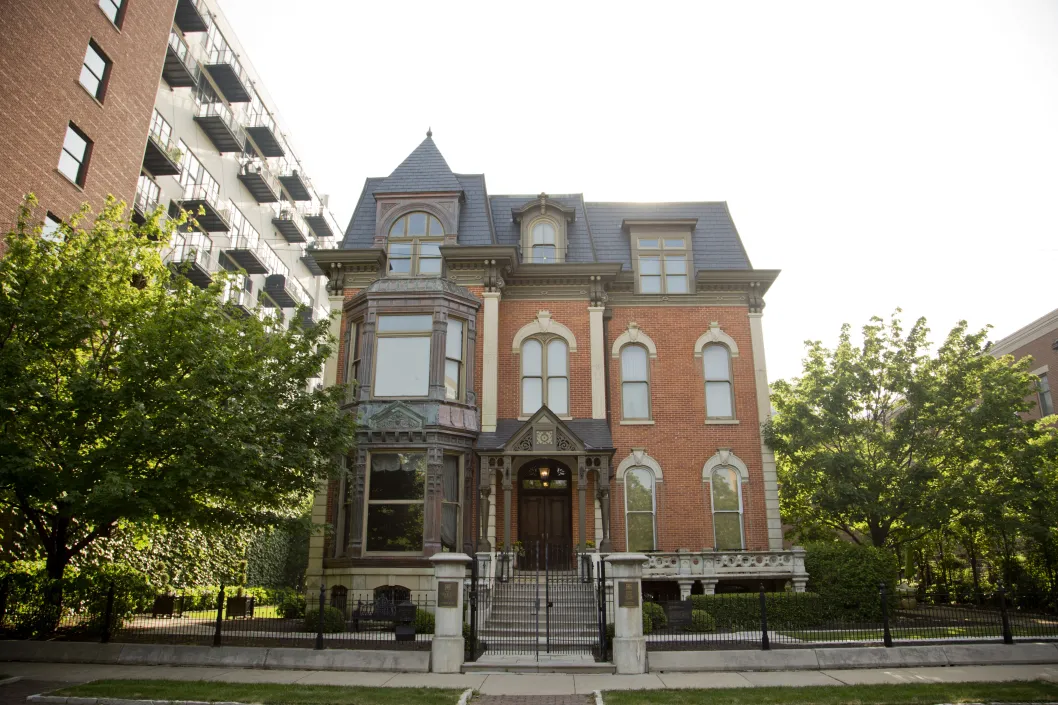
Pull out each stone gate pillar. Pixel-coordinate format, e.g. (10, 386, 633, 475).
(606, 553, 648, 674)
(430, 553, 471, 673)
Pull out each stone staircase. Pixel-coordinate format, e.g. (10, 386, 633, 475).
(479, 572, 600, 646)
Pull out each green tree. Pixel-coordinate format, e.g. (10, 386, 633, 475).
(0, 197, 355, 595)
(765, 311, 1052, 550)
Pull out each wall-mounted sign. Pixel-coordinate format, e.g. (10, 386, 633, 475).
(438, 580, 461, 608)
(618, 580, 639, 608)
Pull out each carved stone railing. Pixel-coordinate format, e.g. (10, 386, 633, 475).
(642, 548, 808, 595)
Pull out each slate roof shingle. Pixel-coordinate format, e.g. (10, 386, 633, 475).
(373, 136, 463, 194)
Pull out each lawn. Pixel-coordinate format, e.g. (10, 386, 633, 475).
(604, 680, 1058, 705)
(56, 680, 460, 705)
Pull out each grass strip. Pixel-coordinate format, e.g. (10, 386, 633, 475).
(604, 680, 1058, 705)
(56, 680, 460, 705)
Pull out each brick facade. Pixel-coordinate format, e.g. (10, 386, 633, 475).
(990, 308, 1058, 423)
(0, 0, 175, 227)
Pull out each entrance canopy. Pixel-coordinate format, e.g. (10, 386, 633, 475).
(476, 407, 615, 554)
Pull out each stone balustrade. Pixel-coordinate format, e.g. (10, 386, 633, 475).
(643, 548, 808, 597)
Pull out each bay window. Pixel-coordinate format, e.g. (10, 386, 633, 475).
(365, 452, 426, 553)
(445, 318, 465, 401)
(374, 314, 432, 397)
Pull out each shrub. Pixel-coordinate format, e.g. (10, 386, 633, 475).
(642, 609, 653, 635)
(688, 609, 716, 632)
(804, 542, 899, 621)
(304, 606, 344, 634)
(414, 608, 435, 634)
(277, 592, 306, 619)
(643, 602, 667, 631)
(689, 592, 826, 630)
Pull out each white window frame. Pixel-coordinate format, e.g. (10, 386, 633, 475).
(624, 466, 657, 553)
(633, 234, 691, 294)
(703, 343, 735, 420)
(620, 343, 651, 421)
(445, 318, 466, 401)
(711, 466, 745, 551)
(387, 212, 445, 276)
(373, 314, 433, 399)
(520, 335, 569, 416)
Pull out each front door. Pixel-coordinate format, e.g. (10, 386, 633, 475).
(520, 494, 571, 570)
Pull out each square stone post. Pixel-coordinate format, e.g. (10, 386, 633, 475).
(477, 459, 492, 553)
(430, 553, 471, 673)
(605, 553, 648, 674)
(481, 292, 501, 432)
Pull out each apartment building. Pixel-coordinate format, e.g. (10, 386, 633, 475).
(0, 0, 339, 333)
(990, 307, 1058, 423)
(305, 135, 808, 603)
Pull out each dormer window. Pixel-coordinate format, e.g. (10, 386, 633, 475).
(388, 212, 444, 276)
(530, 220, 557, 263)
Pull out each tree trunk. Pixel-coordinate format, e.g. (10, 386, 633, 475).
(38, 524, 71, 636)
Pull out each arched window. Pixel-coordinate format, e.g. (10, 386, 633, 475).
(521, 336, 568, 415)
(711, 466, 743, 550)
(387, 212, 444, 276)
(529, 220, 556, 263)
(620, 344, 650, 420)
(625, 467, 656, 552)
(703, 344, 734, 419)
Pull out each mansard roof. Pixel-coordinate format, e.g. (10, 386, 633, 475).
(342, 137, 755, 271)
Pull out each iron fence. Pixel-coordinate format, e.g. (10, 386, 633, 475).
(0, 578, 433, 650)
(645, 585, 1058, 651)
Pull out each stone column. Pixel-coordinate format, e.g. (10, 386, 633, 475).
(488, 473, 497, 548)
(332, 463, 347, 558)
(477, 462, 492, 553)
(430, 553, 471, 673)
(606, 553, 648, 674)
(481, 291, 501, 433)
(357, 312, 377, 402)
(424, 447, 443, 556)
(322, 294, 344, 388)
(597, 460, 612, 553)
(501, 456, 513, 551)
(748, 312, 784, 550)
(589, 305, 606, 419)
(678, 580, 695, 601)
(305, 478, 329, 590)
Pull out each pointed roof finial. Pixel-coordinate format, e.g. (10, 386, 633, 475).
(426, 127, 433, 138)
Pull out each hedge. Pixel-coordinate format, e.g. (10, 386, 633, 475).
(804, 542, 899, 621)
(304, 606, 344, 633)
(688, 592, 827, 630)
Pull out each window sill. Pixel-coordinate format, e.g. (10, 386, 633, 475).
(77, 81, 106, 108)
(705, 419, 740, 425)
(620, 419, 655, 425)
(55, 169, 85, 192)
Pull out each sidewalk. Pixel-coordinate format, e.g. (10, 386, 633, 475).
(1, 662, 1056, 696)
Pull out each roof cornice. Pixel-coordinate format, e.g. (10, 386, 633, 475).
(512, 193, 576, 223)
(990, 307, 1058, 357)
(622, 218, 699, 229)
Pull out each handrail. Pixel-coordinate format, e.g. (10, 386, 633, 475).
(196, 100, 245, 139)
(168, 30, 192, 66)
(135, 180, 160, 214)
(205, 47, 250, 86)
(239, 158, 280, 192)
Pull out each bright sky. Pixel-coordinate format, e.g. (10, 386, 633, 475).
(220, 0, 1058, 383)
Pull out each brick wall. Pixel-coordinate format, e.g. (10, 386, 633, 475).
(0, 0, 175, 226)
(997, 326, 1058, 423)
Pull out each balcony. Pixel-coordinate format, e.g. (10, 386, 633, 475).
(245, 113, 285, 158)
(224, 283, 255, 318)
(132, 179, 161, 224)
(224, 231, 270, 274)
(173, 0, 209, 33)
(165, 232, 216, 288)
(202, 48, 252, 103)
(142, 129, 181, 178)
(642, 548, 809, 594)
(295, 304, 330, 329)
(177, 184, 231, 232)
(278, 167, 312, 201)
(301, 206, 334, 239)
(193, 101, 245, 153)
(272, 207, 307, 243)
(237, 159, 281, 203)
(301, 235, 337, 276)
(263, 273, 303, 308)
(162, 31, 197, 88)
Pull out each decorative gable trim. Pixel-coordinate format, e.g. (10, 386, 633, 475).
(364, 400, 427, 431)
(611, 321, 658, 359)
(694, 322, 739, 358)
(512, 310, 578, 353)
(498, 406, 586, 453)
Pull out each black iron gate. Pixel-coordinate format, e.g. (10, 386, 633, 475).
(466, 542, 611, 661)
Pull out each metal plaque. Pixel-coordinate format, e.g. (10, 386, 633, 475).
(438, 580, 461, 608)
(618, 580, 640, 608)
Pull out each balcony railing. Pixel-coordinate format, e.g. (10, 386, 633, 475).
(203, 47, 252, 103)
(194, 100, 245, 153)
(174, 0, 209, 33)
(263, 273, 304, 309)
(642, 548, 810, 593)
(225, 228, 272, 275)
(143, 122, 181, 177)
(300, 234, 337, 276)
(237, 159, 281, 203)
(162, 31, 197, 88)
(278, 165, 312, 202)
(133, 179, 161, 223)
(272, 207, 307, 243)
(178, 183, 230, 232)
(245, 112, 285, 158)
(300, 206, 334, 239)
(165, 232, 216, 288)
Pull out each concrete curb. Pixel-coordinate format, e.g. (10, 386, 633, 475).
(647, 642, 1058, 672)
(0, 642, 429, 673)
(0, 676, 23, 686)
(28, 698, 255, 705)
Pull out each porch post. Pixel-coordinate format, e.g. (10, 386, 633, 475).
(597, 458, 612, 553)
(577, 456, 587, 552)
(502, 455, 513, 551)
(477, 457, 492, 553)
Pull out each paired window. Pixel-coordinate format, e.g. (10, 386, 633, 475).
(624, 467, 656, 552)
(374, 314, 432, 397)
(364, 452, 426, 553)
(703, 344, 734, 419)
(529, 220, 557, 263)
(441, 455, 462, 552)
(79, 41, 111, 102)
(1038, 373, 1054, 417)
(344, 319, 362, 388)
(711, 467, 744, 550)
(636, 237, 689, 294)
(388, 212, 444, 276)
(58, 123, 92, 186)
(445, 318, 465, 401)
(98, 0, 126, 27)
(521, 336, 569, 415)
(620, 344, 650, 420)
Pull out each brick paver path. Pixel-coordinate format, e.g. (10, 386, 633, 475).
(474, 697, 593, 705)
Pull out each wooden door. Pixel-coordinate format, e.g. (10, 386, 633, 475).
(519, 495, 571, 570)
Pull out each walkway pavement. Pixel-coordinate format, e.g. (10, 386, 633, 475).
(0, 661, 1056, 696)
